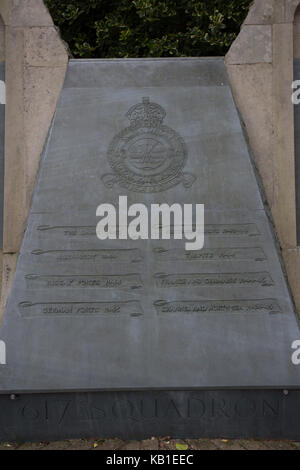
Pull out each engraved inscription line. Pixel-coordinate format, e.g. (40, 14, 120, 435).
(154, 272, 274, 288)
(25, 274, 143, 290)
(19, 301, 143, 318)
(154, 299, 281, 315)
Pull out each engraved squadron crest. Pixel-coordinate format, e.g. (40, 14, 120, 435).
(101, 97, 196, 193)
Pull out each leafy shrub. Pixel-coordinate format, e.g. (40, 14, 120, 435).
(45, 0, 252, 58)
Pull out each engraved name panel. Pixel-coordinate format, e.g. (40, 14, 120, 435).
(153, 247, 267, 262)
(36, 223, 260, 238)
(19, 301, 143, 318)
(37, 225, 97, 237)
(204, 224, 260, 237)
(154, 272, 274, 288)
(31, 249, 143, 263)
(16, 394, 281, 425)
(157, 223, 260, 238)
(25, 274, 143, 290)
(154, 299, 281, 315)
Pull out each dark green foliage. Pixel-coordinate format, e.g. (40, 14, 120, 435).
(45, 0, 252, 58)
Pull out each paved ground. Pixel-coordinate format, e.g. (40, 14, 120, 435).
(0, 438, 300, 450)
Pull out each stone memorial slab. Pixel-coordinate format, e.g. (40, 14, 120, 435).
(0, 58, 300, 439)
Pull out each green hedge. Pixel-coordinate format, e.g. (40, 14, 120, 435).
(45, 0, 252, 58)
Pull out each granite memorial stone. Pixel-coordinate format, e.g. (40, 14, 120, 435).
(0, 58, 300, 440)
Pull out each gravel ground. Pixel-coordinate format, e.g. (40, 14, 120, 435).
(0, 437, 300, 450)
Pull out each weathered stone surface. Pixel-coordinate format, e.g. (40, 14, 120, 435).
(3, 26, 26, 254)
(0, 253, 18, 323)
(1, 6, 68, 256)
(0, 58, 299, 393)
(293, 59, 300, 245)
(0, 0, 13, 25)
(285, 0, 300, 22)
(294, 7, 300, 58)
(243, 0, 300, 25)
(244, 0, 279, 25)
(23, 65, 68, 209)
(226, 25, 272, 65)
(24, 27, 68, 67)
(10, 0, 53, 27)
(0, 0, 54, 27)
(0, 17, 5, 61)
(226, 7, 300, 313)
(272, 23, 296, 248)
(282, 248, 300, 310)
(226, 63, 274, 207)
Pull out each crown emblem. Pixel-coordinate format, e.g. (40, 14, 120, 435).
(126, 97, 166, 127)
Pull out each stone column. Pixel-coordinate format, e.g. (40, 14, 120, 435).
(226, 0, 300, 312)
(0, 0, 68, 320)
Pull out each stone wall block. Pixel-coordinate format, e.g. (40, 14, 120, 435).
(226, 25, 272, 65)
(24, 26, 68, 67)
(226, 63, 274, 207)
(244, 0, 278, 25)
(11, 0, 53, 27)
